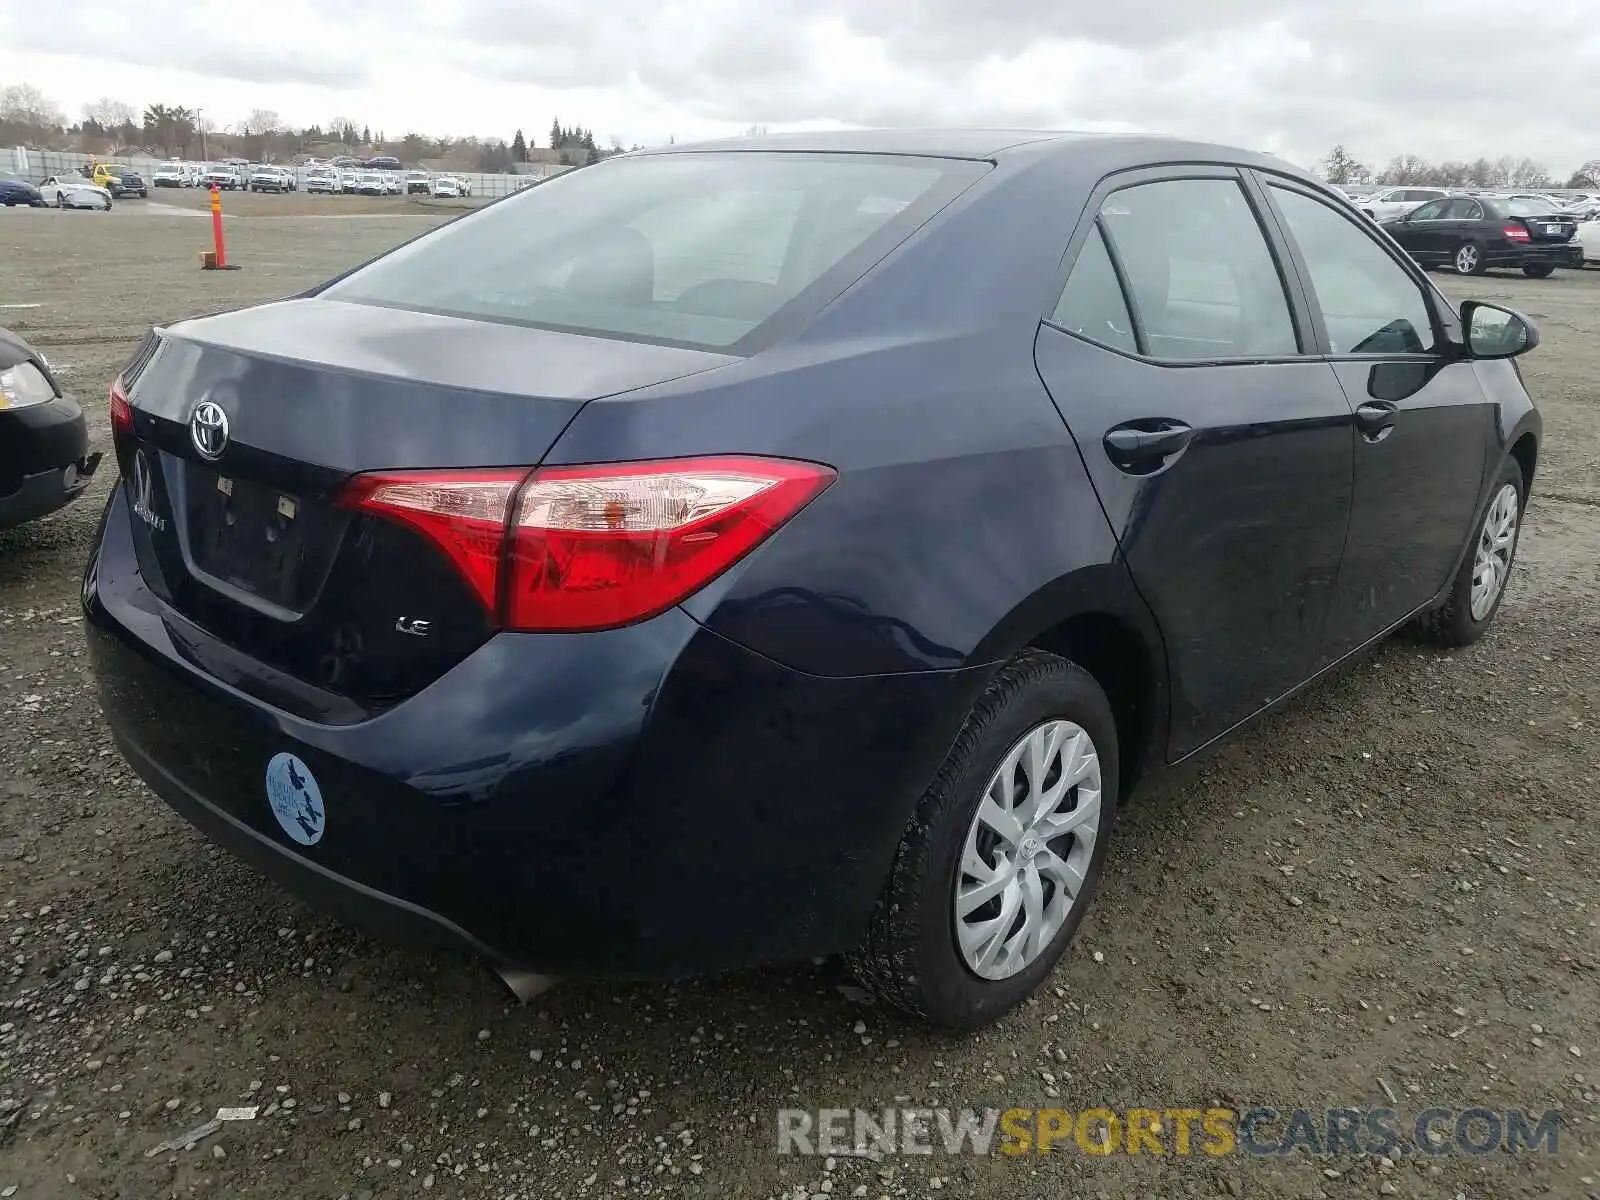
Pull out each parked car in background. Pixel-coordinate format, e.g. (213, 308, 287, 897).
(430, 175, 463, 198)
(86, 163, 123, 193)
(404, 170, 432, 195)
(248, 165, 292, 193)
(116, 170, 147, 199)
(353, 172, 386, 196)
(41, 175, 112, 210)
(0, 168, 45, 207)
(1382, 194, 1582, 276)
(152, 162, 189, 188)
(1578, 219, 1600, 265)
(305, 167, 340, 194)
(1360, 186, 1451, 221)
(0, 326, 101, 530)
(87, 131, 1545, 1029)
(364, 155, 403, 172)
(203, 166, 241, 190)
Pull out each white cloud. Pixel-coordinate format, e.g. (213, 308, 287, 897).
(5, 0, 1600, 171)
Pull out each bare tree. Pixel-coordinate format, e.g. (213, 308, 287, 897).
(0, 83, 66, 138)
(83, 97, 135, 130)
(243, 109, 281, 137)
(1376, 154, 1433, 185)
(1321, 144, 1369, 184)
(1568, 159, 1600, 188)
(1507, 157, 1553, 188)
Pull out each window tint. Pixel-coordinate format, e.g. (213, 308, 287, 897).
(325, 153, 973, 351)
(1505, 197, 1557, 216)
(1270, 185, 1436, 356)
(1441, 198, 1481, 219)
(1098, 178, 1297, 360)
(1049, 224, 1137, 354)
(1408, 200, 1447, 220)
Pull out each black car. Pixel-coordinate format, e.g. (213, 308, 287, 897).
(0, 168, 45, 207)
(1, 328, 101, 530)
(1383, 195, 1582, 276)
(116, 171, 148, 199)
(85, 132, 1544, 1028)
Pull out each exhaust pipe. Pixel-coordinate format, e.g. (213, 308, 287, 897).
(495, 967, 557, 1003)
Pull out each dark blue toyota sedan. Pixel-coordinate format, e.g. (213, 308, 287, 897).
(84, 131, 1543, 1027)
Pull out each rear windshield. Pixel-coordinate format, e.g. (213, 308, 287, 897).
(323, 152, 981, 351)
(1505, 197, 1558, 215)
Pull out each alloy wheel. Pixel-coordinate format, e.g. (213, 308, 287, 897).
(1470, 482, 1519, 621)
(1456, 245, 1479, 273)
(954, 719, 1102, 980)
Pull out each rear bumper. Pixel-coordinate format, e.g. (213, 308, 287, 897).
(1488, 244, 1584, 267)
(84, 488, 989, 977)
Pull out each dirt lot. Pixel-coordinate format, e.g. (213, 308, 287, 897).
(0, 207, 1596, 1200)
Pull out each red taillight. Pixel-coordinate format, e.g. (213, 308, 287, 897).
(109, 377, 133, 438)
(340, 470, 525, 616)
(340, 456, 835, 632)
(1503, 224, 1530, 242)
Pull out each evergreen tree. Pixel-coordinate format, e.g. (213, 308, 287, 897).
(511, 128, 527, 161)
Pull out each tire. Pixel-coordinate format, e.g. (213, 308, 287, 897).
(55, 194, 64, 209)
(847, 650, 1119, 1029)
(1522, 264, 1555, 278)
(1454, 241, 1487, 275)
(1416, 457, 1524, 647)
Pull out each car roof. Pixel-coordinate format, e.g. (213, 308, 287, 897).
(648, 128, 1137, 160)
(639, 129, 1316, 183)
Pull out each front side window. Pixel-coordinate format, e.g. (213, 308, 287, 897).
(1408, 200, 1448, 221)
(1097, 177, 1298, 361)
(1049, 225, 1137, 354)
(1270, 185, 1437, 356)
(325, 152, 978, 351)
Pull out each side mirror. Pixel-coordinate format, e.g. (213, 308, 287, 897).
(1461, 301, 1539, 360)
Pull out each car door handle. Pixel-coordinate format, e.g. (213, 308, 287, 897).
(1103, 421, 1194, 468)
(1354, 401, 1399, 435)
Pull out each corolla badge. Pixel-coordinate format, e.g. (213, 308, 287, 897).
(129, 450, 167, 532)
(189, 399, 230, 460)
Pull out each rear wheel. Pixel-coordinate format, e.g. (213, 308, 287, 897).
(847, 650, 1118, 1029)
(1454, 242, 1487, 275)
(1522, 263, 1555, 278)
(1416, 458, 1524, 647)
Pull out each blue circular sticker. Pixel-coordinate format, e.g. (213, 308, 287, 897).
(265, 752, 326, 846)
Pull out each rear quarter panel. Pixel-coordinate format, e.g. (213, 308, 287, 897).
(545, 148, 1154, 680)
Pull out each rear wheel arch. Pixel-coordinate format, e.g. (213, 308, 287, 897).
(1027, 611, 1160, 797)
(965, 565, 1167, 797)
(1509, 432, 1537, 494)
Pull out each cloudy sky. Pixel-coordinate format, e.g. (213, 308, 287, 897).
(6, 0, 1600, 172)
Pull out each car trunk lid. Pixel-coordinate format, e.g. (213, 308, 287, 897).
(116, 299, 734, 710)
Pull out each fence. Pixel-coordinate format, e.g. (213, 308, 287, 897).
(8, 148, 568, 200)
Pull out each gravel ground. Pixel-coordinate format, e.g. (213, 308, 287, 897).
(1, 209, 1596, 1200)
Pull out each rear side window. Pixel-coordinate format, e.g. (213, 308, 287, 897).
(1268, 185, 1437, 356)
(1049, 225, 1137, 354)
(325, 153, 979, 352)
(1097, 178, 1298, 361)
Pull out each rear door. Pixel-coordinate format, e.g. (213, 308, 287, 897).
(1435, 196, 1485, 262)
(1255, 176, 1494, 662)
(1033, 166, 1356, 758)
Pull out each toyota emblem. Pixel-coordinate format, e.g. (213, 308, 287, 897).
(189, 400, 230, 460)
